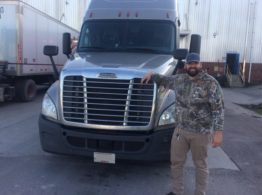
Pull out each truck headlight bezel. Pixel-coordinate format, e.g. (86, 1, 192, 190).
(41, 93, 57, 120)
(158, 103, 176, 126)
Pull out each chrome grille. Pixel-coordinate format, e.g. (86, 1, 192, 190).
(63, 76, 154, 126)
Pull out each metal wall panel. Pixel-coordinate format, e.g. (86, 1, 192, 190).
(249, 0, 262, 63)
(178, 0, 262, 64)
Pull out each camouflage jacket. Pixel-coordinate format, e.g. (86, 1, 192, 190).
(152, 71, 224, 133)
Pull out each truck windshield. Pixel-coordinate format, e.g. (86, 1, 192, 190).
(78, 20, 176, 54)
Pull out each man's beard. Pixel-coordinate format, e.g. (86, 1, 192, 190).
(186, 68, 199, 77)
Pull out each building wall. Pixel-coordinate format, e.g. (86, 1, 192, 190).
(20, 0, 88, 30)
(178, 0, 262, 84)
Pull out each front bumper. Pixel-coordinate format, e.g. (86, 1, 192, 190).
(39, 115, 175, 161)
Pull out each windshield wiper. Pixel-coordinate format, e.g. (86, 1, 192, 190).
(79, 46, 108, 51)
(124, 47, 159, 53)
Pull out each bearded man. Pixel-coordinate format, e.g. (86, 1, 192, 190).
(141, 53, 224, 195)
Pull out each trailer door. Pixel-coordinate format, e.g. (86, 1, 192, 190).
(0, 4, 17, 63)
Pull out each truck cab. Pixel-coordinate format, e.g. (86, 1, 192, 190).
(39, 0, 200, 162)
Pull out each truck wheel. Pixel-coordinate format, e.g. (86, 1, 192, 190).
(15, 79, 37, 102)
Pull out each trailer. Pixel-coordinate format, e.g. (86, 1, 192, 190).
(0, 0, 79, 102)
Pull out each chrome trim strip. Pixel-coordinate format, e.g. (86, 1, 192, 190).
(83, 77, 88, 124)
(124, 79, 133, 126)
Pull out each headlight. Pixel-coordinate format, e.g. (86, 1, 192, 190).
(158, 103, 175, 126)
(41, 94, 57, 120)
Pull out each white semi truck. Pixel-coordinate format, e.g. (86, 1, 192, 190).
(39, 0, 201, 162)
(0, 1, 78, 102)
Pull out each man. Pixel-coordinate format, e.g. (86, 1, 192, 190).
(141, 53, 224, 195)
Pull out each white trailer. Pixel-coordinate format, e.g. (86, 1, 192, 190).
(0, 0, 79, 102)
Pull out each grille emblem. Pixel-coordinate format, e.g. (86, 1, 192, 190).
(98, 73, 117, 79)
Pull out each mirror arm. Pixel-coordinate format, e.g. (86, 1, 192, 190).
(49, 56, 59, 80)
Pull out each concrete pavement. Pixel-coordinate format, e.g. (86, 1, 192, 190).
(223, 85, 262, 118)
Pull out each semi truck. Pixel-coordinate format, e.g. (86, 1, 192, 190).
(0, 0, 78, 102)
(39, 0, 201, 163)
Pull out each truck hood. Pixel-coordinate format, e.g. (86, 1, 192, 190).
(62, 52, 175, 78)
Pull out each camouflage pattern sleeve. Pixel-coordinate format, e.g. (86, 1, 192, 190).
(209, 80, 225, 131)
(151, 74, 177, 89)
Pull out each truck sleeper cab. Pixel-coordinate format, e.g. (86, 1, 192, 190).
(39, 0, 200, 162)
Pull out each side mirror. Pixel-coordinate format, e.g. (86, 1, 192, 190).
(43, 45, 58, 56)
(43, 45, 59, 80)
(189, 34, 201, 54)
(174, 48, 188, 60)
(63, 32, 72, 58)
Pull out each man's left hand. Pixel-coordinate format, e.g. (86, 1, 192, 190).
(212, 130, 223, 148)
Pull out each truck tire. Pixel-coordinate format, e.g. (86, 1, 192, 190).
(15, 79, 37, 102)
